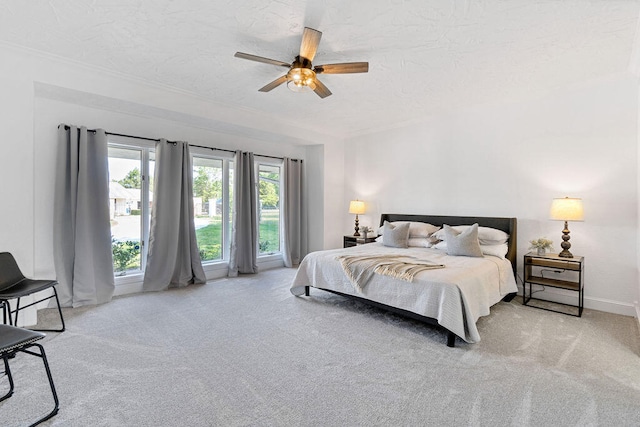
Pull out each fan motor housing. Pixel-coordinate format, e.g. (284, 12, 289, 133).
(292, 55, 312, 69)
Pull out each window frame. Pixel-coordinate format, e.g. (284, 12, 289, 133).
(107, 135, 156, 281)
(255, 157, 284, 258)
(190, 147, 234, 264)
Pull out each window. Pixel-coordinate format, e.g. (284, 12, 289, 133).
(192, 156, 224, 262)
(108, 138, 282, 276)
(107, 144, 154, 276)
(257, 163, 281, 255)
(191, 149, 233, 264)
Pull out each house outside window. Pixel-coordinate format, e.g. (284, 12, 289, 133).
(107, 143, 154, 275)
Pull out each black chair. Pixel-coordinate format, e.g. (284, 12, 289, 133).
(0, 253, 65, 332)
(0, 324, 59, 426)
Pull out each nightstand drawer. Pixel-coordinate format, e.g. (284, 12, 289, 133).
(524, 255, 583, 271)
(343, 235, 377, 248)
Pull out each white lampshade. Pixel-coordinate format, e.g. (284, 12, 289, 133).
(348, 200, 365, 215)
(550, 197, 584, 221)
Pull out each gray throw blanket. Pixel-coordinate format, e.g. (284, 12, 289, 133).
(336, 254, 445, 292)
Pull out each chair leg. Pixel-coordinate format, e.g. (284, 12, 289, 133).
(50, 287, 65, 333)
(30, 288, 66, 333)
(20, 343, 59, 427)
(0, 355, 15, 402)
(3, 300, 14, 326)
(1, 301, 8, 325)
(10, 289, 66, 333)
(11, 297, 20, 327)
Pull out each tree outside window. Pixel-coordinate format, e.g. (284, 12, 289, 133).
(258, 164, 281, 255)
(192, 157, 224, 262)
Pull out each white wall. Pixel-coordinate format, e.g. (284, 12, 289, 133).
(322, 141, 346, 250)
(637, 79, 640, 322)
(344, 73, 639, 316)
(305, 144, 324, 252)
(0, 46, 36, 276)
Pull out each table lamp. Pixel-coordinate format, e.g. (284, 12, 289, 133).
(348, 200, 365, 236)
(550, 197, 584, 258)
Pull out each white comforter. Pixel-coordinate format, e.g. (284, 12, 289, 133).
(290, 243, 518, 343)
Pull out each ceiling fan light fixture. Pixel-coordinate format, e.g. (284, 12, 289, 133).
(287, 67, 315, 92)
(234, 27, 369, 98)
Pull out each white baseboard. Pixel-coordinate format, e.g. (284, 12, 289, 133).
(516, 284, 636, 317)
(114, 281, 143, 296)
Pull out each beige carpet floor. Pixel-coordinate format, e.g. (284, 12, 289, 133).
(2, 267, 640, 426)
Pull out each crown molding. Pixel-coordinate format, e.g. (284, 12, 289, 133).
(0, 40, 340, 144)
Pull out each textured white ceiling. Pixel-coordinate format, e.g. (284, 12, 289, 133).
(1, 0, 638, 141)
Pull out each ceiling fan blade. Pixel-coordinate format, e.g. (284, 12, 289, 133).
(299, 27, 322, 61)
(310, 78, 332, 98)
(314, 62, 369, 74)
(258, 75, 289, 92)
(234, 52, 291, 68)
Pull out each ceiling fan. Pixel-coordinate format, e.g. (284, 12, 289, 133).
(234, 27, 369, 99)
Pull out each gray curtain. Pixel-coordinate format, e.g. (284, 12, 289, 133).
(53, 125, 115, 307)
(228, 150, 258, 276)
(143, 140, 205, 290)
(282, 158, 306, 267)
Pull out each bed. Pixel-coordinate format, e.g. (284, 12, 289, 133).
(290, 214, 518, 347)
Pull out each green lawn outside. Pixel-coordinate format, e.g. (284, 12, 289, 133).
(111, 212, 280, 271)
(259, 210, 280, 254)
(196, 218, 223, 261)
(195, 210, 280, 260)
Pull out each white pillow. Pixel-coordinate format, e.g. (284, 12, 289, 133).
(382, 221, 410, 248)
(443, 224, 483, 257)
(382, 236, 438, 248)
(377, 221, 440, 238)
(479, 244, 509, 259)
(432, 241, 508, 259)
(433, 224, 509, 245)
(407, 237, 430, 248)
(425, 235, 441, 247)
(433, 241, 447, 251)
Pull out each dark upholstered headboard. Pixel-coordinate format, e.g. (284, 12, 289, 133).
(379, 214, 517, 275)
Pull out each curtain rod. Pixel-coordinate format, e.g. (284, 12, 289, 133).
(59, 125, 301, 162)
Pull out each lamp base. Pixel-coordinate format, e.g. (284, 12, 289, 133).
(558, 249, 574, 258)
(558, 221, 573, 258)
(353, 214, 360, 237)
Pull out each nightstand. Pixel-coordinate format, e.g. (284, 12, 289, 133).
(343, 235, 377, 248)
(523, 252, 584, 317)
